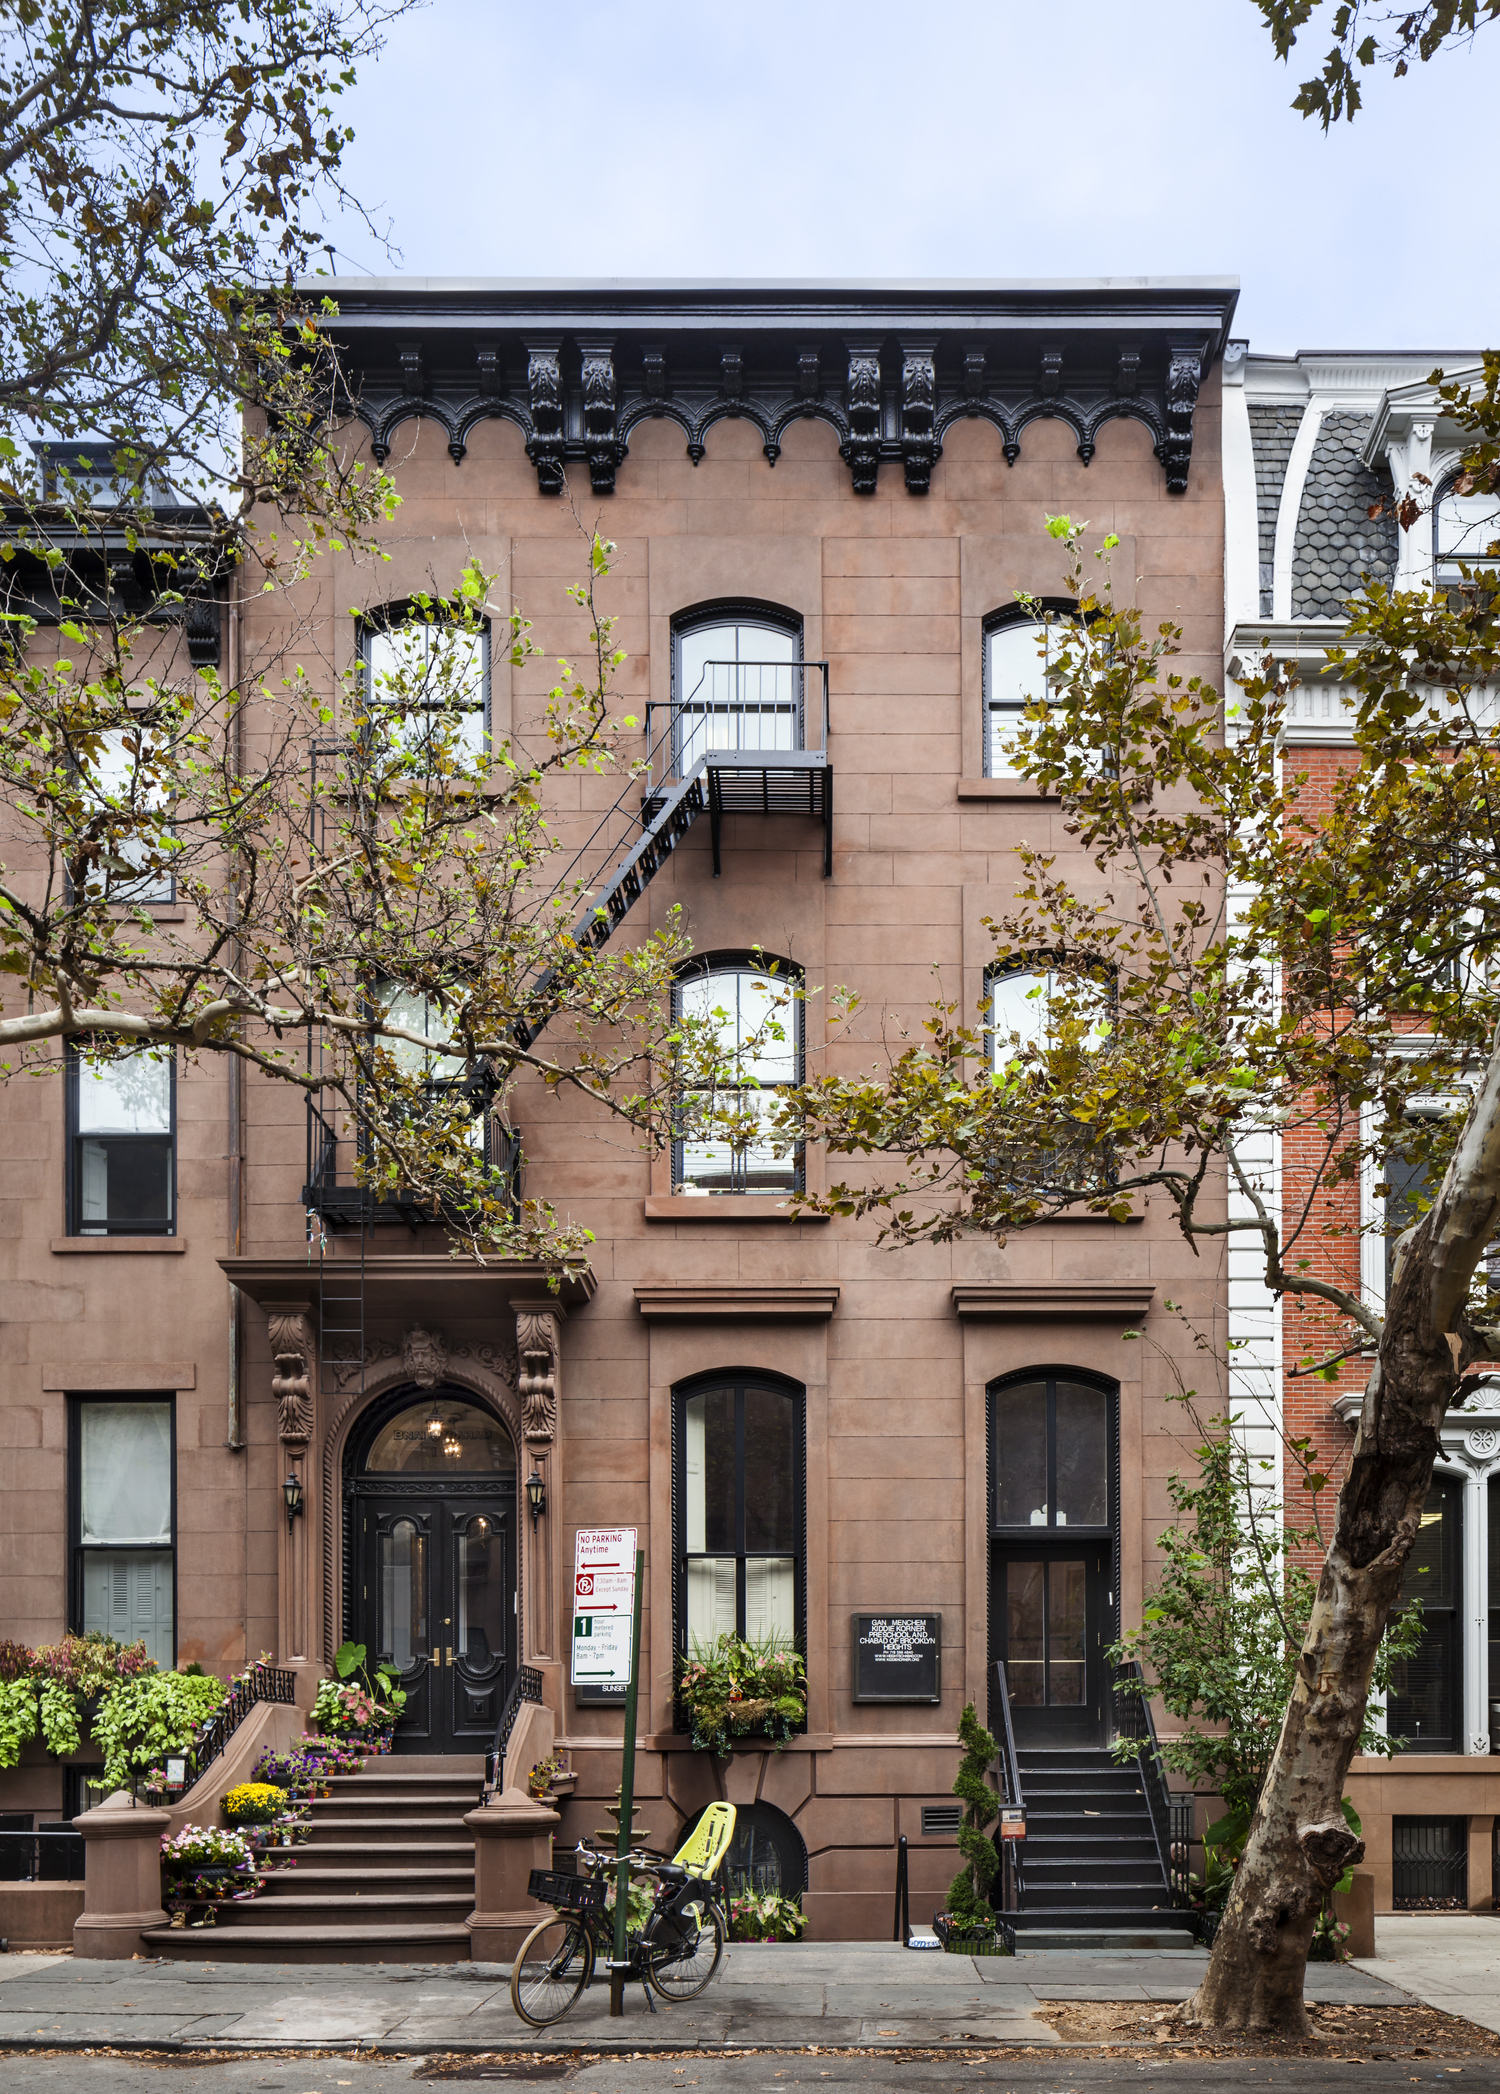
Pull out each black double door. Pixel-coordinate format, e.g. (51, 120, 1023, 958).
(353, 1486, 516, 1753)
(991, 1541, 1109, 1746)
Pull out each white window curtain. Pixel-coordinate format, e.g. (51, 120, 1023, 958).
(80, 1401, 172, 1544)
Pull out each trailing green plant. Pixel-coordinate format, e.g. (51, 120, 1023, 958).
(945, 1702, 1000, 1933)
(674, 1633, 807, 1759)
(1109, 1399, 1422, 1819)
(727, 1887, 808, 1942)
(0, 1678, 38, 1768)
(88, 1671, 227, 1792)
(38, 1680, 82, 1758)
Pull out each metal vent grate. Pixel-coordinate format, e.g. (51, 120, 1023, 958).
(921, 1804, 963, 1837)
(1393, 1815, 1467, 1910)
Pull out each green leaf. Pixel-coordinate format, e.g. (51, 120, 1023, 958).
(1340, 1795, 1362, 1838)
(333, 1640, 366, 1680)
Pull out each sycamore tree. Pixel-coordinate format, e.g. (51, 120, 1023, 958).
(0, 537, 714, 1273)
(0, 0, 422, 525)
(779, 361, 1500, 2030)
(1253, 0, 1500, 125)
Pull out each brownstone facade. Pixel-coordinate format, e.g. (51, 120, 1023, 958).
(1, 282, 1240, 1939)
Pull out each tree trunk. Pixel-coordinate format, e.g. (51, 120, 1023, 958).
(1185, 1033, 1500, 2034)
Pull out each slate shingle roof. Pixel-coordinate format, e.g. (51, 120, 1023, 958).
(1247, 404, 1302, 615)
(1291, 410, 1397, 619)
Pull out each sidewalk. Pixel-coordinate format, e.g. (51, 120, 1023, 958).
(0, 1941, 1412, 2053)
(1354, 1914, 1500, 2036)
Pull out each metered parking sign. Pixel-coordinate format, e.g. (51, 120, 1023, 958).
(572, 1527, 637, 1704)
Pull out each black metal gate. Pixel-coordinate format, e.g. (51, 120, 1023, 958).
(1392, 1815, 1468, 1909)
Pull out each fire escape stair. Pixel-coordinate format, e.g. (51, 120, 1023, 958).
(142, 1758, 484, 1963)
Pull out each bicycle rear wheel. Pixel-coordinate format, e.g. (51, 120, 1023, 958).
(646, 1896, 726, 2001)
(511, 1913, 595, 2028)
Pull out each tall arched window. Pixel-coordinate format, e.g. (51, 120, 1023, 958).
(671, 602, 803, 764)
(673, 1374, 805, 1655)
(672, 956, 802, 1195)
(1434, 479, 1500, 587)
(360, 605, 489, 767)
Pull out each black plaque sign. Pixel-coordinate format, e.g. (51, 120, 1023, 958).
(851, 1613, 942, 1704)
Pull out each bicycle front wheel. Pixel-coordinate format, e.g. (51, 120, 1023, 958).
(646, 1896, 726, 2001)
(511, 1913, 595, 2028)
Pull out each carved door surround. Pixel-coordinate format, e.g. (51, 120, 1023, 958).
(220, 1255, 594, 1723)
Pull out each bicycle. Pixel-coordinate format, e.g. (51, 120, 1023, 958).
(510, 1839, 729, 2029)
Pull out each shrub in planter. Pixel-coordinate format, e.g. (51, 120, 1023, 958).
(727, 1888, 808, 1942)
(0, 1632, 160, 1770)
(943, 1702, 1000, 1941)
(674, 1634, 807, 1759)
(223, 1782, 287, 1826)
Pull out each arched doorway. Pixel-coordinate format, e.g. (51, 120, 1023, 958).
(345, 1386, 517, 1754)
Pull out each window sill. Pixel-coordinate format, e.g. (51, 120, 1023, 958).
(956, 780, 1060, 803)
(643, 1195, 829, 1222)
(646, 1731, 834, 1753)
(51, 1237, 186, 1254)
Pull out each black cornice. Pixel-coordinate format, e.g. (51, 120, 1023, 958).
(311, 278, 1239, 499)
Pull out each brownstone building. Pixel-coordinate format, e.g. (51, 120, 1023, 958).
(2, 280, 1240, 1948)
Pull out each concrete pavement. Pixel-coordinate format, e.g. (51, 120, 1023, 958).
(0, 1940, 1412, 2053)
(1354, 1914, 1500, 2035)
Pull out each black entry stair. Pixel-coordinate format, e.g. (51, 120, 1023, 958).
(1011, 1746, 1195, 1941)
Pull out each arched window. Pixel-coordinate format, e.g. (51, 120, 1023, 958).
(685, 1800, 808, 1896)
(370, 977, 491, 1160)
(990, 1373, 1113, 1533)
(984, 600, 1097, 780)
(671, 601, 803, 763)
(360, 605, 489, 766)
(1434, 478, 1500, 587)
(986, 961, 1111, 1072)
(672, 956, 802, 1195)
(673, 1374, 805, 1653)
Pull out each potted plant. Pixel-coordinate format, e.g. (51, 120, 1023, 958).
(160, 1823, 261, 1925)
(310, 1642, 405, 1751)
(674, 1634, 807, 1759)
(727, 1888, 808, 1942)
(223, 1782, 287, 1827)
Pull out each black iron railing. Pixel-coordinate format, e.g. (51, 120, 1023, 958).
(1111, 1658, 1181, 1902)
(991, 1661, 1025, 1936)
(485, 1664, 544, 1796)
(304, 1092, 521, 1227)
(1393, 1815, 1468, 1909)
(0, 1819, 85, 1881)
(181, 1661, 298, 1795)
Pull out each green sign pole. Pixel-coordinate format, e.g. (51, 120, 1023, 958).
(608, 1547, 646, 2019)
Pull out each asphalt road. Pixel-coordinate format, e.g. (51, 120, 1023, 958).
(10, 2058, 1500, 2094)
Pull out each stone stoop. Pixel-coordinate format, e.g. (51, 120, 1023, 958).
(142, 1754, 485, 1963)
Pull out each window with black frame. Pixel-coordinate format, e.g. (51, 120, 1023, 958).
(74, 725, 175, 905)
(1388, 1477, 1462, 1752)
(983, 601, 1089, 780)
(986, 962, 1113, 1193)
(672, 958, 801, 1195)
(70, 1397, 174, 1666)
(361, 608, 489, 769)
(66, 1046, 174, 1235)
(674, 1377, 804, 1655)
(370, 979, 490, 1160)
(671, 603, 803, 767)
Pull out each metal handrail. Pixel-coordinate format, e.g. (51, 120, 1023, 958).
(1111, 1658, 1177, 1898)
(645, 661, 831, 788)
(991, 1661, 1026, 1919)
(179, 1661, 298, 1796)
(486, 1663, 544, 1795)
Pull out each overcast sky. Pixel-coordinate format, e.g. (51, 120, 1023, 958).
(323, 0, 1497, 355)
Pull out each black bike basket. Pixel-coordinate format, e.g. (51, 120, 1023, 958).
(528, 1868, 604, 1912)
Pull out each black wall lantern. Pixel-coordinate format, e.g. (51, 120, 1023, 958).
(283, 1469, 304, 1533)
(525, 1467, 547, 1528)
